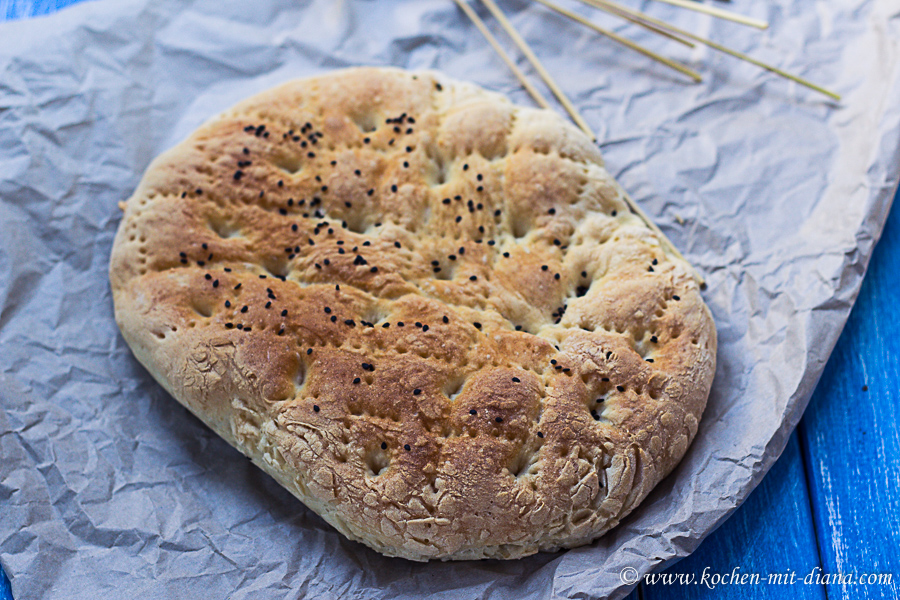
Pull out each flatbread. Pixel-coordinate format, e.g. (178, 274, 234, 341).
(109, 67, 716, 561)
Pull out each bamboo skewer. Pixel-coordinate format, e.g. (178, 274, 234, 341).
(579, 0, 841, 101)
(452, 0, 553, 111)
(532, 0, 702, 82)
(649, 0, 769, 30)
(477, 0, 596, 140)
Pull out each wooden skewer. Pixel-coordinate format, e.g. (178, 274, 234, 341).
(452, 0, 553, 111)
(532, 0, 702, 82)
(580, 0, 841, 101)
(477, 0, 596, 140)
(649, 0, 769, 30)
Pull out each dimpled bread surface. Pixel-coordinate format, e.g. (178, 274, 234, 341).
(109, 67, 716, 561)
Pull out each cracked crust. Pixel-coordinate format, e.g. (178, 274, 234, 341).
(109, 67, 716, 561)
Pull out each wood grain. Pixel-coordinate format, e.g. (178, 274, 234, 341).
(641, 433, 825, 599)
(0, 1, 898, 599)
(798, 191, 900, 600)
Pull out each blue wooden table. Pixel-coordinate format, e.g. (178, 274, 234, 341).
(1, 2, 898, 598)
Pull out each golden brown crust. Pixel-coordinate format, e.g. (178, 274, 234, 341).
(109, 67, 716, 561)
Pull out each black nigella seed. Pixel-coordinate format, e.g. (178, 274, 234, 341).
(422, 325, 429, 332)
(381, 442, 387, 450)
(473, 322, 482, 330)
(241, 306, 248, 313)
(611, 210, 617, 217)
(345, 319, 355, 327)
(391, 184, 398, 193)
(370, 266, 378, 273)
(324, 307, 331, 313)
(554, 273, 561, 280)
(330, 315, 337, 322)
(413, 389, 422, 396)
(503, 252, 510, 258)
(592, 411, 600, 421)
(548, 208, 556, 215)
(512, 377, 520, 383)
(353, 377, 361, 384)
(225, 323, 234, 329)
(652, 258, 658, 265)
(537, 431, 544, 438)
(442, 316, 449, 324)
(672, 295, 681, 301)
(541, 265, 548, 271)
(313, 405, 320, 412)
(463, 164, 469, 171)
(363, 137, 370, 144)
(225, 301, 232, 308)
(382, 323, 390, 328)
(477, 174, 483, 181)
(651, 336, 658, 343)
(617, 385, 625, 392)
(455, 216, 462, 223)
(307, 348, 313, 355)
(233, 170, 243, 180)
(469, 275, 477, 281)
(469, 409, 477, 415)
(397, 321, 405, 327)
(281, 309, 288, 316)
(212, 280, 219, 288)
(495, 417, 503, 423)
(234, 283, 242, 290)
(404, 444, 411, 451)
(368, 189, 374, 196)
(205, 274, 212, 280)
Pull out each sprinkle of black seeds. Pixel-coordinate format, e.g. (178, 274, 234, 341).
(650, 335, 658, 343)
(233, 170, 243, 180)
(345, 319, 356, 327)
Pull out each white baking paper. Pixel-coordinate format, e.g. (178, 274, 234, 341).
(1, 0, 898, 598)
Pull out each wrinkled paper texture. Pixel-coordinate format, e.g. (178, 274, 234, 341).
(1, 0, 899, 598)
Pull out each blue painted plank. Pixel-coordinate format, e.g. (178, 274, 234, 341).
(798, 185, 900, 600)
(641, 432, 825, 599)
(0, 0, 86, 20)
(0, 567, 10, 600)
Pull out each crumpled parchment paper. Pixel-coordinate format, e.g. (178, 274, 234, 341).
(1, 0, 898, 598)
